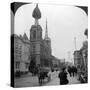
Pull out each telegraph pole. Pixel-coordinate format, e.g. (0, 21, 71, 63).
(67, 51, 71, 62)
(74, 37, 77, 50)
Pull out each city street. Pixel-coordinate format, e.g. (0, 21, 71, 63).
(15, 71, 80, 87)
(45, 73, 80, 86)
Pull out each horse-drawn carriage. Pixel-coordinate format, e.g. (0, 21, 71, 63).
(38, 67, 51, 85)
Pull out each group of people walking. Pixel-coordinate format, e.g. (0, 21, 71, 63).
(58, 66, 77, 85)
(37, 66, 78, 85)
(67, 66, 77, 77)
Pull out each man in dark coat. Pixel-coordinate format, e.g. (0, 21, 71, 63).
(58, 68, 69, 85)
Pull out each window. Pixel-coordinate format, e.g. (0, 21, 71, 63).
(33, 45, 35, 53)
(16, 62, 20, 69)
(25, 63, 28, 69)
(33, 31, 36, 39)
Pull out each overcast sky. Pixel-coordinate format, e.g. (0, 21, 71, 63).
(14, 3, 88, 63)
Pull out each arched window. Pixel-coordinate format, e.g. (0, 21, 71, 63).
(33, 31, 36, 39)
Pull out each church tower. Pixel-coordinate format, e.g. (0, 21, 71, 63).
(45, 19, 48, 40)
(43, 19, 52, 67)
(30, 4, 42, 66)
(44, 19, 51, 54)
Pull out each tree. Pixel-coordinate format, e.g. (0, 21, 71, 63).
(29, 59, 36, 74)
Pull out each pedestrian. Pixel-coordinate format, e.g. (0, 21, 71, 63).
(48, 70, 51, 81)
(74, 67, 77, 76)
(38, 70, 43, 85)
(72, 66, 76, 77)
(58, 68, 69, 85)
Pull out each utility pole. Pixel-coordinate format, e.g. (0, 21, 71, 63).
(74, 37, 77, 50)
(67, 51, 71, 62)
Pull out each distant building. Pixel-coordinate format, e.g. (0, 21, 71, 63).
(30, 4, 52, 68)
(51, 56, 61, 69)
(13, 33, 30, 75)
(73, 50, 83, 69)
(80, 40, 88, 74)
(73, 40, 88, 74)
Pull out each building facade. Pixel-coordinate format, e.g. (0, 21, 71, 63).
(13, 33, 30, 76)
(30, 4, 52, 68)
(73, 29, 88, 79)
(80, 40, 88, 75)
(73, 50, 83, 69)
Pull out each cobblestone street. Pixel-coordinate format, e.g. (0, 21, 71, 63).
(45, 73, 80, 86)
(15, 71, 80, 87)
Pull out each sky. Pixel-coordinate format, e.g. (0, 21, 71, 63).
(14, 3, 88, 63)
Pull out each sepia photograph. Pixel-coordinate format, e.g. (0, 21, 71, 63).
(11, 2, 88, 88)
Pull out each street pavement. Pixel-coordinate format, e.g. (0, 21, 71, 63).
(15, 71, 80, 87)
(45, 73, 80, 86)
(15, 76, 39, 87)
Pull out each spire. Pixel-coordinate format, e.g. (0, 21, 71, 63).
(32, 4, 41, 25)
(45, 19, 48, 40)
(23, 33, 28, 40)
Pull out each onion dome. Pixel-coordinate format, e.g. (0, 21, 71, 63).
(32, 4, 41, 19)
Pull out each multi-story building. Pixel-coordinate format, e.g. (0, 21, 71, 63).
(80, 40, 88, 75)
(30, 4, 52, 68)
(20, 33, 30, 73)
(14, 34, 22, 73)
(13, 33, 30, 76)
(73, 50, 83, 69)
(73, 30, 88, 75)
